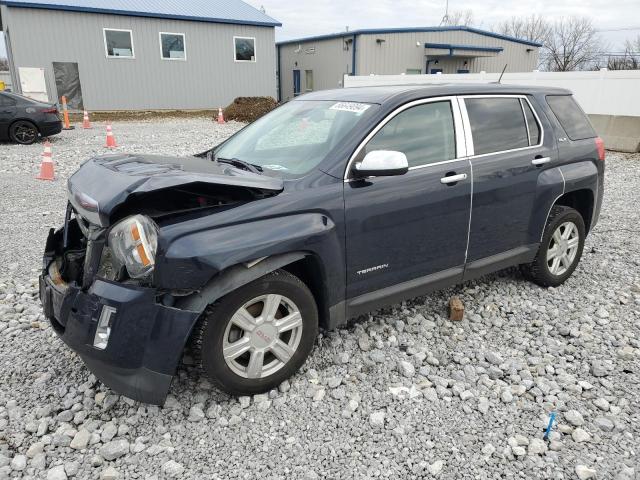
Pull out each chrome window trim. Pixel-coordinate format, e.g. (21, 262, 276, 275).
(520, 98, 532, 145)
(459, 95, 545, 160)
(344, 96, 466, 181)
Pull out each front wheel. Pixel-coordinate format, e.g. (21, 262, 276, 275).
(9, 120, 39, 145)
(192, 270, 318, 395)
(521, 205, 585, 287)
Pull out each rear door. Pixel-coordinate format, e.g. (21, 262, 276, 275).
(0, 93, 18, 138)
(461, 95, 557, 272)
(344, 97, 471, 306)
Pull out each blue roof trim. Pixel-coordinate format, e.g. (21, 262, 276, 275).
(425, 43, 503, 53)
(0, 0, 282, 27)
(277, 26, 542, 48)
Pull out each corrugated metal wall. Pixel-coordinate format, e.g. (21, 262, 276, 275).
(278, 30, 538, 99)
(356, 30, 538, 75)
(278, 36, 352, 102)
(4, 6, 277, 110)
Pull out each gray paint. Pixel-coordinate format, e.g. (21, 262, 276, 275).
(3, 6, 277, 110)
(278, 30, 539, 101)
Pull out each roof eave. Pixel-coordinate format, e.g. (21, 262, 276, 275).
(0, 1, 282, 27)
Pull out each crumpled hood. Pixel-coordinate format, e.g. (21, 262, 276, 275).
(67, 153, 284, 226)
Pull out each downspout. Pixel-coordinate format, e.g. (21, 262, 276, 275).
(276, 44, 281, 102)
(351, 34, 357, 76)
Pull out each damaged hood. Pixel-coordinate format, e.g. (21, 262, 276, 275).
(67, 154, 284, 226)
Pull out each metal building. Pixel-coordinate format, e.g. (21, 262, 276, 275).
(0, 0, 281, 110)
(277, 27, 542, 101)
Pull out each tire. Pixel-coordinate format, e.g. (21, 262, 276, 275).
(521, 205, 585, 287)
(192, 270, 318, 396)
(9, 120, 39, 145)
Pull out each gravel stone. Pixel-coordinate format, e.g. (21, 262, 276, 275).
(575, 465, 597, 480)
(70, 429, 90, 450)
(10, 455, 26, 471)
(397, 360, 415, 377)
(99, 439, 130, 461)
(564, 409, 584, 426)
(161, 460, 185, 478)
(100, 466, 120, 480)
(369, 411, 385, 427)
(594, 417, 615, 432)
(46, 465, 68, 480)
(527, 438, 547, 455)
(572, 428, 591, 443)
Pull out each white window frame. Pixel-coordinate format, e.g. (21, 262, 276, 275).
(344, 96, 467, 180)
(233, 36, 257, 63)
(103, 28, 135, 59)
(159, 32, 187, 61)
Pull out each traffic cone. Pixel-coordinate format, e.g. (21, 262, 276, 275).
(36, 141, 55, 181)
(105, 123, 117, 148)
(82, 111, 92, 129)
(217, 107, 225, 124)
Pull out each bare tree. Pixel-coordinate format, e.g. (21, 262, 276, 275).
(0, 58, 8, 71)
(602, 35, 640, 70)
(442, 9, 475, 27)
(544, 17, 602, 71)
(495, 14, 551, 45)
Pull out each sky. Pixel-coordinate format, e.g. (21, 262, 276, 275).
(1, 0, 639, 59)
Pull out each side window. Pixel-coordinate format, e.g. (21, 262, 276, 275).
(546, 95, 595, 140)
(521, 99, 541, 145)
(234, 37, 256, 62)
(104, 29, 134, 58)
(363, 101, 456, 168)
(160, 32, 186, 60)
(0, 93, 16, 107)
(465, 97, 529, 155)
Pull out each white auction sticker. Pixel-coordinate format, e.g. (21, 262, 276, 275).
(330, 102, 372, 115)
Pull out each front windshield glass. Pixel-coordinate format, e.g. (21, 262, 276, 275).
(215, 100, 378, 177)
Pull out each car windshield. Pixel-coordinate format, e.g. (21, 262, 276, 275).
(214, 100, 378, 177)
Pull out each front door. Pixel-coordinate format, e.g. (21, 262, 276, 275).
(293, 70, 301, 96)
(461, 95, 557, 263)
(344, 98, 472, 304)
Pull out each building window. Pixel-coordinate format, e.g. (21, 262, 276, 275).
(234, 37, 256, 62)
(406, 69, 422, 75)
(160, 32, 186, 60)
(104, 29, 134, 58)
(305, 70, 314, 92)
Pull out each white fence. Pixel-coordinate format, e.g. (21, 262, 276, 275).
(344, 70, 640, 118)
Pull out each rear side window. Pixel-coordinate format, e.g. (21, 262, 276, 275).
(0, 93, 16, 107)
(363, 101, 456, 168)
(521, 99, 541, 145)
(546, 95, 595, 140)
(465, 97, 529, 155)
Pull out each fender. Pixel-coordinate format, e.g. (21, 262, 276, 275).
(175, 251, 306, 313)
(155, 213, 342, 290)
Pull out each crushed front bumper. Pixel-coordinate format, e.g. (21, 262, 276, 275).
(39, 231, 199, 405)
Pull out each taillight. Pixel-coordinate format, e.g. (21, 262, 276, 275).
(595, 137, 605, 161)
(41, 107, 58, 114)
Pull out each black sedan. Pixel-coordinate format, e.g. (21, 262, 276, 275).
(0, 91, 62, 144)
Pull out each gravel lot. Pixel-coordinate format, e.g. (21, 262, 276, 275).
(0, 119, 638, 480)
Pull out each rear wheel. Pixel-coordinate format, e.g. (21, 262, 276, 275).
(9, 120, 39, 145)
(193, 270, 318, 395)
(521, 205, 585, 287)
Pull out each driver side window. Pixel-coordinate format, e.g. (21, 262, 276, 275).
(363, 101, 456, 168)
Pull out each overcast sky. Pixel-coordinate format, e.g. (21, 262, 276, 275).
(1, 0, 639, 59)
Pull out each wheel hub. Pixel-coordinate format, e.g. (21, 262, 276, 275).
(251, 323, 277, 349)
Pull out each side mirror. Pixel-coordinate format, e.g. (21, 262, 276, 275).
(352, 150, 409, 178)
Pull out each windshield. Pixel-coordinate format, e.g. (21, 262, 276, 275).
(215, 100, 378, 177)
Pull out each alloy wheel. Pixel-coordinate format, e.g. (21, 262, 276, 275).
(546, 221, 580, 276)
(222, 294, 303, 379)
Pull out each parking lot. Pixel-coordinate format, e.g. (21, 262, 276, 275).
(0, 120, 638, 479)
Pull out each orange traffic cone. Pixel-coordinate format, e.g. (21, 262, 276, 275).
(82, 111, 92, 129)
(36, 141, 55, 181)
(105, 123, 117, 148)
(217, 107, 225, 124)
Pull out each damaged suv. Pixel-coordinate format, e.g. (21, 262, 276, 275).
(40, 85, 604, 404)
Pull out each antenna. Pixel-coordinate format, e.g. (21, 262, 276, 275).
(439, 0, 450, 26)
(497, 64, 508, 84)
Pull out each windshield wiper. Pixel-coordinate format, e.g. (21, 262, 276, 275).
(216, 157, 263, 174)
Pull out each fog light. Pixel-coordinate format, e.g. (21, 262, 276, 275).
(94, 305, 117, 350)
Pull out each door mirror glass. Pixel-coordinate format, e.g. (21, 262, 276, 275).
(353, 150, 409, 178)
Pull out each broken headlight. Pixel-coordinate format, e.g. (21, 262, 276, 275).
(108, 215, 158, 279)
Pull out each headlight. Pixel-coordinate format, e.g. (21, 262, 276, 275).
(108, 215, 158, 279)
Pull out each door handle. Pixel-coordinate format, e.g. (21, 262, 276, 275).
(440, 173, 467, 185)
(532, 157, 551, 166)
